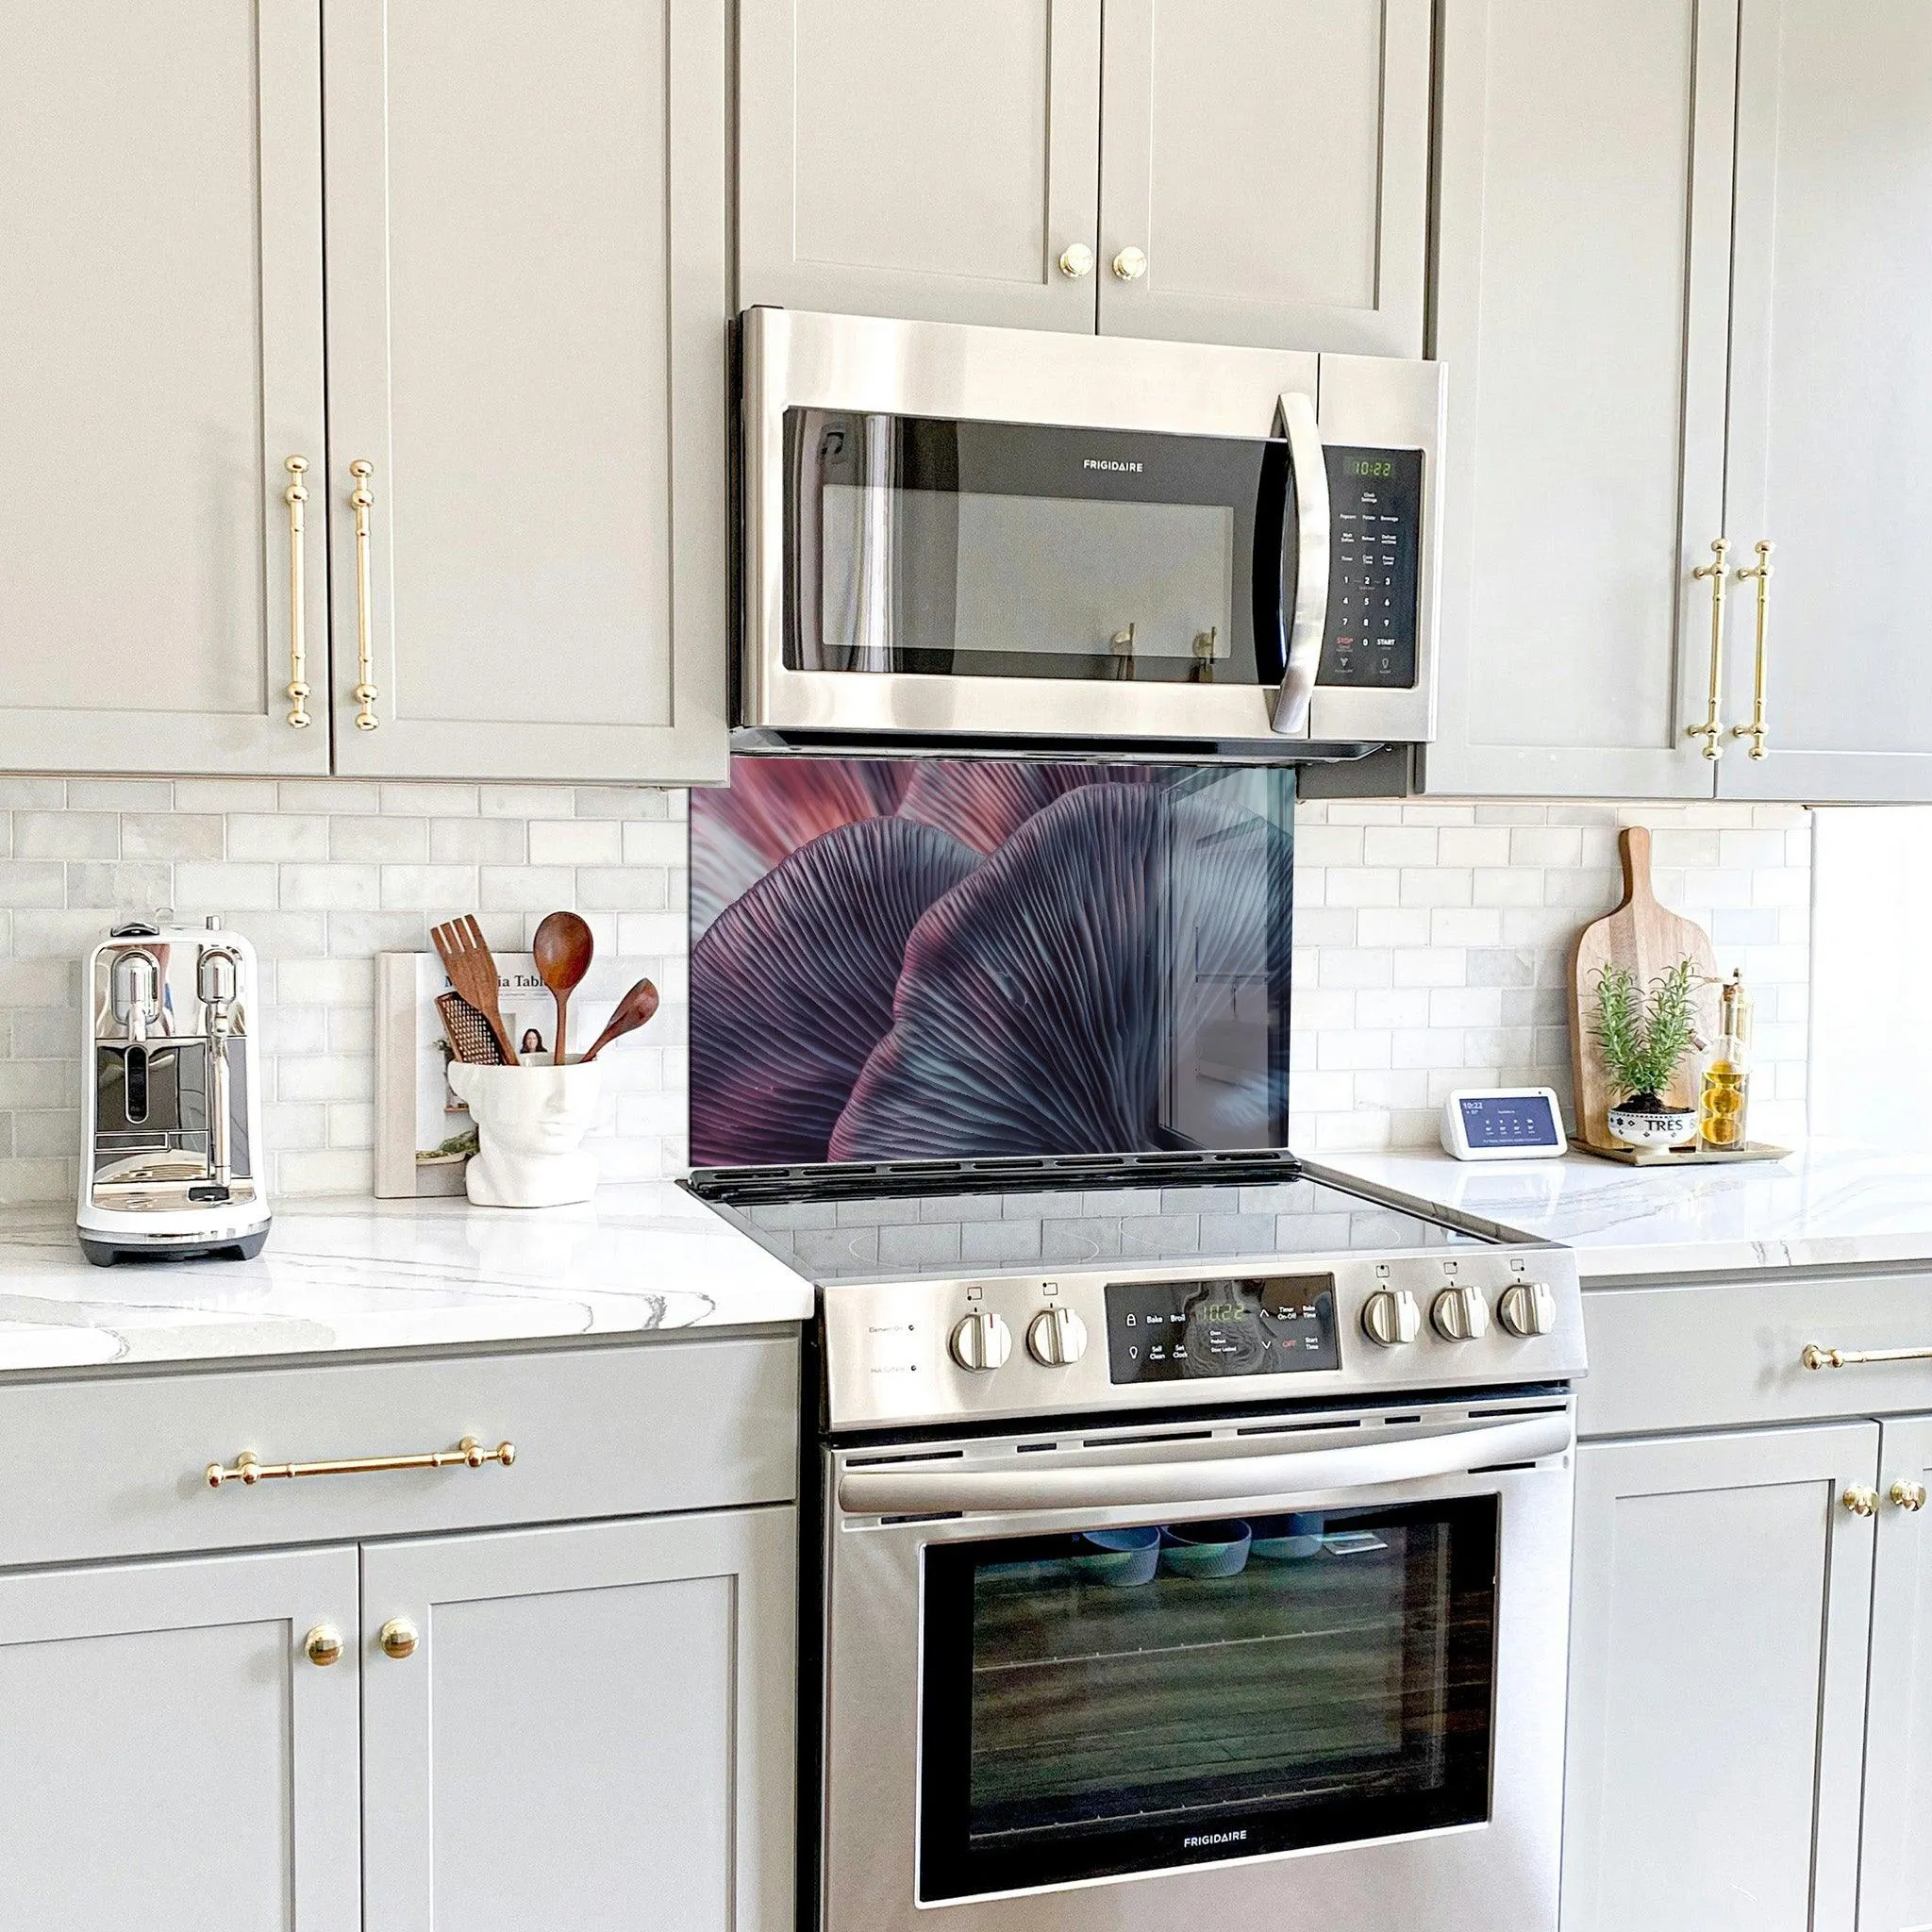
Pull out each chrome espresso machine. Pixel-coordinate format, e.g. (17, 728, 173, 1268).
(76, 917, 270, 1265)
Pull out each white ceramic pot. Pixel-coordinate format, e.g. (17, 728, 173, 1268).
(1607, 1103, 1698, 1150)
(446, 1061, 602, 1208)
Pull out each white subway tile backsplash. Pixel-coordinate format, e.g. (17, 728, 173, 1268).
(0, 785, 1812, 1200)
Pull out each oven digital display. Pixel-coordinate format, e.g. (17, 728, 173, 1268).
(1104, 1274, 1340, 1384)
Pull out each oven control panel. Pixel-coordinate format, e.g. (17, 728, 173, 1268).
(820, 1249, 1586, 1432)
(1103, 1274, 1340, 1385)
(1318, 444, 1424, 691)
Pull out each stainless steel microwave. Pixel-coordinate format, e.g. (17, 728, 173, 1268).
(737, 308, 1445, 752)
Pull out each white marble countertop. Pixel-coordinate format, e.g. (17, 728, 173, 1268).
(1317, 1140, 1932, 1280)
(0, 1183, 813, 1374)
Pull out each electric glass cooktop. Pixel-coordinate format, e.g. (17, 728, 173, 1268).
(695, 1166, 1486, 1286)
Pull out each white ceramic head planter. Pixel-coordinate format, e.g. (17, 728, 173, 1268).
(447, 1062, 602, 1208)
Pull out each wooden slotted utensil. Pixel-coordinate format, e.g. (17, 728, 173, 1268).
(431, 915, 519, 1066)
(436, 991, 506, 1066)
(580, 978, 659, 1062)
(531, 910, 594, 1064)
(1568, 826, 1719, 1150)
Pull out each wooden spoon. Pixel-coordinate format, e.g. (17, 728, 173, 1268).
(580, 978, 659, 1062)
(431, 915, 518, 1065)
(532, 910, 594, 1064)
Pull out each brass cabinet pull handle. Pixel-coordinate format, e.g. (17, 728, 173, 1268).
(349, 458, 379, 730)
(1891, 1480, 1928, 1513)
(1687, 537, 1730, 758)
(1844, 1486, 1880, 1518)
(206, 1434, 515, 1489)
(1803, 1343, 1932, 1371)
(1732, 540, 1774, 758)
(283, 457, 311, 728)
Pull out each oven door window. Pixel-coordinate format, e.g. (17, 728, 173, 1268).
(918, 1496, 1497, 1900)
(784, 408, 1291, 688)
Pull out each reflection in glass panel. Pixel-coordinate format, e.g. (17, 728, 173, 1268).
(920, 1499, 1496, 1898)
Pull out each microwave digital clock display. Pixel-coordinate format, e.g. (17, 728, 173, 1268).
(1320, 443, 1424, 691)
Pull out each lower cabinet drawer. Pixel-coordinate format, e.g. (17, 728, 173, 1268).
(0, 1333, 799, 1568)
(1580, 1267, 1932, 1437)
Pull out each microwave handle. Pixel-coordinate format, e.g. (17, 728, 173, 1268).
(836, 1411, 1570, 1517)
(1270, 390, 1331, 736)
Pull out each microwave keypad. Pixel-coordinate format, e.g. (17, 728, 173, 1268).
(1319, 445, 1424, 689)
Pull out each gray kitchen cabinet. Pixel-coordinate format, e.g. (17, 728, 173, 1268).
(1715, 0, 1932, 803)
(0, 1, 331, 777)
(737, 0, 1104, 332)
(1095, 0, 1429, 354)
(361, 1507, 797, 1932)
(0, 1545, 360, 1931)
(1561, 1423, 1877, 1932)
(738, 0, 1427, 355)
(1857, 1415, 1932, 1932)
(1423, 0, 1737, 800)
(322, 0, 730, 783)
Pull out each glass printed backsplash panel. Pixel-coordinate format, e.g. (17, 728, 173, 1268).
(690, 758, 1294, 1168)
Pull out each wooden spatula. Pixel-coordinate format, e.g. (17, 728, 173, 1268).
(580, 977, 659, 1062)
(1568, 826, 1719, 1149)
(431, 915, 519, 1066)
(437, 991, 506, 1065)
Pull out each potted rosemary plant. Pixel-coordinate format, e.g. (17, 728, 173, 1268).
(1591, 958, 1701, 1148)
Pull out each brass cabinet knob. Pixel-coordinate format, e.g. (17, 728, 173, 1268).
(1843, 1486, 1880, 1517)
(304, 1624, 344, 1668)
(1058, 242, 1094, 279)
(379, 1616, 420, 1660)
(1891, 1479, 1928, 1512)
(1111, 245, 1148, 282)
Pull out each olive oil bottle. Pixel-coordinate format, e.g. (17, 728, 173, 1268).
(1699, 971, 1754, 1150)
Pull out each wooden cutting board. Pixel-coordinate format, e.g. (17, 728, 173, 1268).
(1569, 825, 1722, 1151)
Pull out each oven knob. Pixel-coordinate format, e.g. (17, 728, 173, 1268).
(1360, 1289, 1421, 1347)
(1026, 1307, 1089, 1368)
(1431, 1284, 1491, 1342)
(1498, 1280, 1557, 1339)
(949, 1310, 1012, 1374)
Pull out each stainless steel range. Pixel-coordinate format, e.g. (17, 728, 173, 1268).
(693, 1153, 1585, 1932)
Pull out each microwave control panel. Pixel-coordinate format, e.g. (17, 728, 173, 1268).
(1319, 445, 1424, 690)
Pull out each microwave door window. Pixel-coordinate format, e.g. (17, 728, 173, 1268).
(786, 409, 1276, 685)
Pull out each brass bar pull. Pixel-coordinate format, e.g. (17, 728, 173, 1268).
(206, 1434, 515, 1489)
(349, 459, 378, 730)
(1687, 537, 1730, 759)
(283, 457, 311, 728)
(1732, 540, 1774, 759)
(1803, 1343, 1932, 1371)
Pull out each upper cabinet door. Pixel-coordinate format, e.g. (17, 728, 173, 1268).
(0, 1545, 359, 1932)
(1095, 0, 1429, 353)
(323, 0, 730, 784)
(738, 0, 1103, 331)
(0, 1, 329, 776)
(1858, 1414, 1932, 1932)
(1720, 0, 1932, 802)
(362, 1508, 796, 1932)
(1422, 0, 1735, 800)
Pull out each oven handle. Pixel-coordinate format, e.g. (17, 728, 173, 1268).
(837, 1411, 1571, 1518)
(1269, 389, 1330, 737)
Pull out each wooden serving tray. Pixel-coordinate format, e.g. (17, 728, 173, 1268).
(1569, 1138, 1792, 1168)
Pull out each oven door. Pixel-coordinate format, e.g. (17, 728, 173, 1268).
(741, 308, 1443, 749)
(820, 1398, 1572, 1932)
